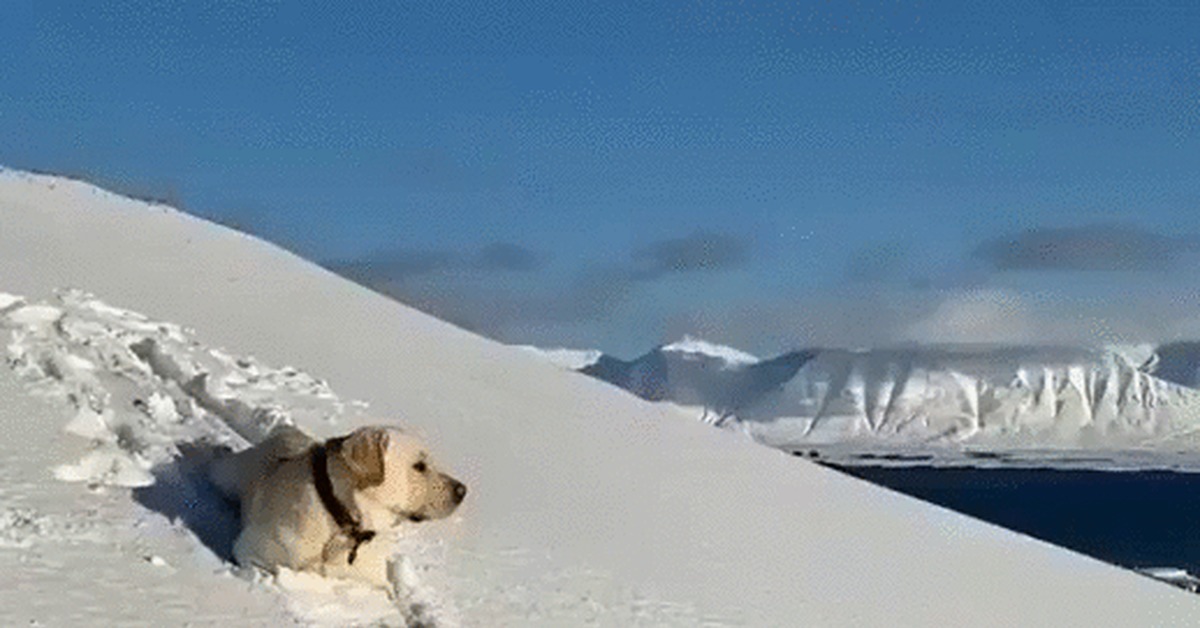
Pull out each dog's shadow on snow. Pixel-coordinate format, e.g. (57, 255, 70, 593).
(132, 441, 242, 564)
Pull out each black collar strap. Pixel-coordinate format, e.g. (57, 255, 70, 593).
(311, 441, 376, 564)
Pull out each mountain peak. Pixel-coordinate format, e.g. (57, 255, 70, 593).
(660, 335, 758, 365)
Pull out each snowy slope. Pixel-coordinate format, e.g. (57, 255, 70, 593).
(2, 168, 1199, 625)
(514, 345, 603, 370)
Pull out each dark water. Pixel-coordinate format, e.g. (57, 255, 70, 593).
(829, 463, 1200, 574)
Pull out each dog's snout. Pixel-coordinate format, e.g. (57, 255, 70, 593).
(452, 480, 467, 503)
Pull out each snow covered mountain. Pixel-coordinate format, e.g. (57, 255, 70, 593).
(1147, 341, 1200, 388)
(4, 168, 1199, 625)
(580, 337, 814, 413)
(571, 339, 1200, 468)
(514, 345, 603, 370)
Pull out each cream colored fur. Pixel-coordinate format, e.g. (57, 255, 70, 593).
(209, 424, 466, 589)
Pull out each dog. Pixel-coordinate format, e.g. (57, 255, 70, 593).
(208, 424, 467, 589)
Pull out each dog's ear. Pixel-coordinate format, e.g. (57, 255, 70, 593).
(331, 427, 389, 489)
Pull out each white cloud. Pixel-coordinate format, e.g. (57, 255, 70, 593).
(902, 289, 1033, 345)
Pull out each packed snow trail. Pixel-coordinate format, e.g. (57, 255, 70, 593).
(3, 288, 362, 487)
(0, 339, 293, 625)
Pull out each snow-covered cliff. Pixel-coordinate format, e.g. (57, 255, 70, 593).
(573, 339, 1200, 466)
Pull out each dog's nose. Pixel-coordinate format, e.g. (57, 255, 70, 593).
(452, 480, 467, 503)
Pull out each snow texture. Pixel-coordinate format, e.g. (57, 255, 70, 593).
(2, 166, 1199, 625)
(0, 289, 425, 624)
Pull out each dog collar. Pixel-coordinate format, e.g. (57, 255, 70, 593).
(311, 442, 377, 565)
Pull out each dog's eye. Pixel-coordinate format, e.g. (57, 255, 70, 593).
(413, 461, 427, 473)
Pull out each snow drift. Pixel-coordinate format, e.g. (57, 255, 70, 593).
(2, 167, 1198, 625)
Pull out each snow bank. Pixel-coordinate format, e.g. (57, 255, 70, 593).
(2, 167, 1198, 625)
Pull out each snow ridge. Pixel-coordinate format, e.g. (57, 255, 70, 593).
(575, 339, 1200, 468)
(516, 345, 603, 370)
(739, 346, 1200, 450)
(660, 335, 758, 366)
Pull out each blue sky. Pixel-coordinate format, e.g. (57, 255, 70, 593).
(3, 1, 1199, 355)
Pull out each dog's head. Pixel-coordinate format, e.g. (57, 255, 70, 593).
(329, 426, 467, 528)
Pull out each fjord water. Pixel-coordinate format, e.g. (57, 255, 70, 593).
(834, 464, 1200, 576)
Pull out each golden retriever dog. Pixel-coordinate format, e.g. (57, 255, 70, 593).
(209, 424, 467, 589)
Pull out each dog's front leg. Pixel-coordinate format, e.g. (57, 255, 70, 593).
(318, 538, 393, 590)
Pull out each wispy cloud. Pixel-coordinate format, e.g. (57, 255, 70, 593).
(328, 250, 458, 283)
(476, 231, 752, 327)
(324, 230, 754, 346)
(333, 263, 638, 342)
(972, 223, 1200, 272)
(844, 240, 911, 283)
(474, 242, 543, 272)
(667, 283, 1200, 356)
(325, 224, 1200, 354)
(325, 241, 543, 283)
(629, 231, 751, 280)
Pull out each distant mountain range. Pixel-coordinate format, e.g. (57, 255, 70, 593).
(526, 337, 1200, 468)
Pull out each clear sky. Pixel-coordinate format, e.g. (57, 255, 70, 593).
(3, 1, 1199, 355)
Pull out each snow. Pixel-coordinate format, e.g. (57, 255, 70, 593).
(661, 334, 759, 366)
(1141, 568, 1200, 593)
(0, 292, 24, 311)
(516, 345, 603, 370)
(740, 346, 1200, 452)
(2, 166, 1199, 625)
(573, 340, 1200, 470)
(0, 359, 290, 625)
